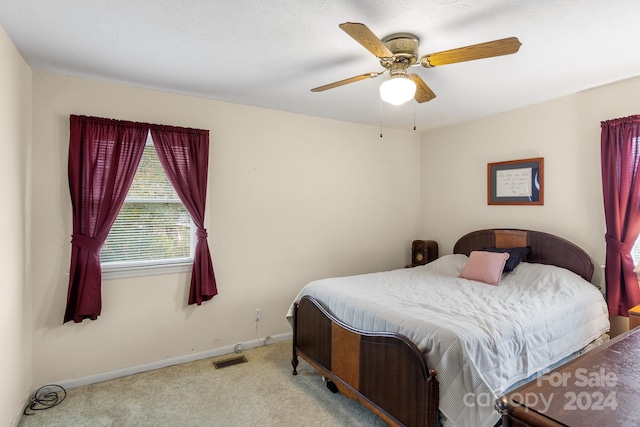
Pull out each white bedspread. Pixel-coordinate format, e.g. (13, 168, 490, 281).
(286, 254, 610, 427)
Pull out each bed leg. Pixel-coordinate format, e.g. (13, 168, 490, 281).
(427, 369, 439, 427)
(292, 302, 299, 375)
(326, 379, 339, 393)
(291, 353, 299, 376)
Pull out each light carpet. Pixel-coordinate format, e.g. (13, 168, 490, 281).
(18, 340, 388, 427)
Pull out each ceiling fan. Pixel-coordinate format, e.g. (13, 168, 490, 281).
(312, 22, 522, 105)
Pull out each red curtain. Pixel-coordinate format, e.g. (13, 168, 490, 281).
(65, 115, 148, 323)
(601, 115, 640, 316)
(150, 125, 217, 305)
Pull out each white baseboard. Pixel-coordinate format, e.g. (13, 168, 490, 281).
(55, 332, 292, 391)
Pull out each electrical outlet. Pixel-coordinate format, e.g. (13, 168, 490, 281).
(254, 308, 262, 321)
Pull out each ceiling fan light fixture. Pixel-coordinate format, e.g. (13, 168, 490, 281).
(379, 75, 416, 106)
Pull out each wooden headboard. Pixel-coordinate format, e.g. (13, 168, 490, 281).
(453, 228, 594, 282)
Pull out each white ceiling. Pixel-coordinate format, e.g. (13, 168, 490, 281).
(1, 0, 639, 132)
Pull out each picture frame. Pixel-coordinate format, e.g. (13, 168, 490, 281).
(487, 157, 544, 205)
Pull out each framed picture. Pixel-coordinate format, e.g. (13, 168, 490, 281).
(487, 157, 544, 205)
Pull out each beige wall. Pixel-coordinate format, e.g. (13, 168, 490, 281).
(30, 71, 422, 386)
(421, 75, 640, 335)
(0, 26, 32, 427)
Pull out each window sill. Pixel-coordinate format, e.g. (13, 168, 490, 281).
(102, 260, 193, 280)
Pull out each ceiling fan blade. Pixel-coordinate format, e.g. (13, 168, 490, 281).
(420, 37, 521, 67)
(408, 74, 436, 103)
(339, 22, 394, 59)
(311, 72, 382, 92)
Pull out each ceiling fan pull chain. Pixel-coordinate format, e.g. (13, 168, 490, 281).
(413, 103, 416, 131)
(379, 98, 383, 138)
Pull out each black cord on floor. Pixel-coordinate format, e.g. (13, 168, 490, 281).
(23, 384, 66, 415)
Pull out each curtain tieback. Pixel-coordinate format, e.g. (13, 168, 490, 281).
(196, 228, 208, 239)
(605, 234, 634, 253)
(71, 234, 102, 253)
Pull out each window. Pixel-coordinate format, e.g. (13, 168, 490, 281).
(66, 115, 215, 321)
(632, 240, 640, 270)
(631, 138, 640, 271)
(101, 133, 195, 277)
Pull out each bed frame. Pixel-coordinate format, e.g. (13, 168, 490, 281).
(291, 229, 595, 427)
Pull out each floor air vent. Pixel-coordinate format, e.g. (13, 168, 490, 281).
(213, 355, 248, 369)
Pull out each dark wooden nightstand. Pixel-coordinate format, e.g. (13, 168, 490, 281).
(405, 240, 438, 267)
(630, 304, 640, 329)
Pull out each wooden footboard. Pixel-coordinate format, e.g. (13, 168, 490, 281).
(292, 295, 439, 427)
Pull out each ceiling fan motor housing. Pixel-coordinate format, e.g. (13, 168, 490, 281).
(380, 32, 420, 67)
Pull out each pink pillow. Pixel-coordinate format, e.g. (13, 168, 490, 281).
(459, 251, 510, 285)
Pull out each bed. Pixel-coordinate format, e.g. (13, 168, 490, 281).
(287, 229, 610, 427)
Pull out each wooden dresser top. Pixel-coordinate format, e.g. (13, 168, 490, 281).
(502, 327, 640, 426)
